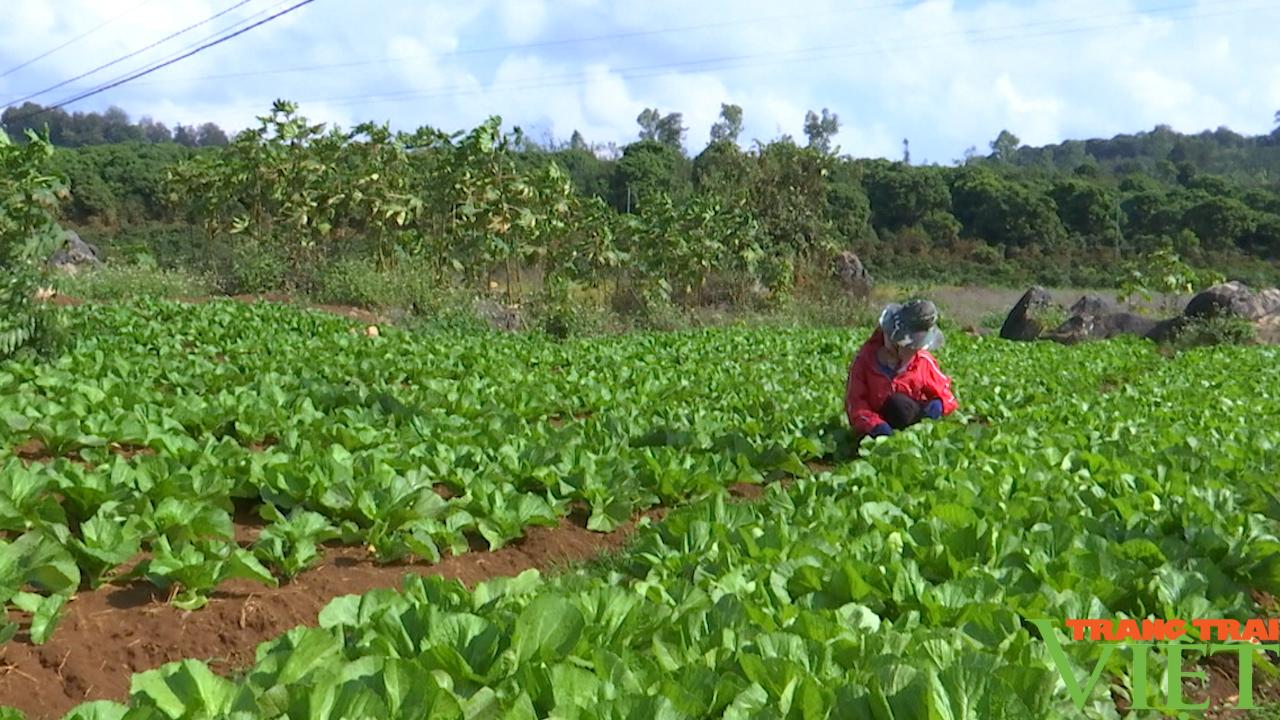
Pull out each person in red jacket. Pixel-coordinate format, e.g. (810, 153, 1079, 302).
(845, 299, 958, 439)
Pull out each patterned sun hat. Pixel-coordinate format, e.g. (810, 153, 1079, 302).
(878, 299, 944, 351)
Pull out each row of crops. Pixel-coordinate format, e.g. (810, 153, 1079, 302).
(0, 300, 848, 634)
(3, 300, 1280, 718)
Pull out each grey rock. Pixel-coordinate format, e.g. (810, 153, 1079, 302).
(475, 298, 525, 332)
(1183, 281, 1280, 322)
(1068, 294, 1114, 318)
(834, 250, 871, 292)
(1045, 311, 1159, 345)
(999, 286, 1056, 341)
(48, 230, 104, 273)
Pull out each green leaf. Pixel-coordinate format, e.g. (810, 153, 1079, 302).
(13, 532, 80, 595)
(129, 659, 237, 717)
(11, 591, 67, 645)
(512, 595, 585, 663)
(225, 549, 279, 589)
(58, 700, 128, 720)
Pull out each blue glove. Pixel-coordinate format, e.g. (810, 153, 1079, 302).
(868, 423, 893, 438)
(923, 399, 943, 420)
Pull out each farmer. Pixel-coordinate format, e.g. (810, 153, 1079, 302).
(845, 299, 958, 439)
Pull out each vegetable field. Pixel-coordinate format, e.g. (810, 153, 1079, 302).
(2, 299, 1280, 719)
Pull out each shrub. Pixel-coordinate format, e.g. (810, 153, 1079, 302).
(1167, 315, 1257, 350)
(225, 237, 289, 295)
(526, 279, 611, 339)
(311, 257, 441, 312)
(978, 310, 1006, 330)
(2, 129, 67, 359)
(50, 262, 213, 302)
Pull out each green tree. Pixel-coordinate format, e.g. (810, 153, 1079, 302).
(950, 165, 1066, 248)
(196, 123, 229, 147)
(749, 138, 836, 262)
(1120, 186, 1187, 242)
(1, 129, 66, 357)
(636, 108, 685, 149)
(862, 160, 952, 231)
(990, 130, 1021, 163)
(611, 139, 691, 212)
(803, 108, 840, 155)
(551, 144, 612, 200)
(1048, 178, 1119, 245)
(825, 159, 873, 247)
(1182, 195, 1257, 251)
(138, 117, 173, 144)
(709, 103, 743, 144)
(1243, 213, 1280, 257)
(692, 137, 751, 199)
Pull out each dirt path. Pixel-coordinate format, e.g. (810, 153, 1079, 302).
(0, 509, 663, 720)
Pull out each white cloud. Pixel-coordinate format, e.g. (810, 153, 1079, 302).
(498, 0, 549, 44)
(2, 0, 1278, 160)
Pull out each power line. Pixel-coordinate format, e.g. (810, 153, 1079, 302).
(2, 0, 258, 108)
(13, 0, 317, 120)
(7, 0, 1256, 104)
(4, 0, 918, 96)
(0, 0, 159, 79)
(37, 0, 1262, 113)
(42, 0, 299, 110)
(306, 0, 1273, 110)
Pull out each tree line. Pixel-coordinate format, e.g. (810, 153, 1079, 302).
(2, 103, 229, 148)
(10, 100, 1280, 296)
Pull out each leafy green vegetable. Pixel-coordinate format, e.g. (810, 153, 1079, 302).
(1, 301, 1279, 720)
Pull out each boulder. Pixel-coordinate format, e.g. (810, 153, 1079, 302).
(475, 298, 524, 332)
(1041, 293, 1160, 344)
(1257, 314, 1280, 345)
(1044, 311, 1160, 345)
(1068, 294, 1113, 318)
(1145, 316, 1188, 344)
(48, 230, 103, 274)
(999, 286, 1056, 341)
(1183, 281, 1280, 322)
(1177, 281, 1280, 346)
(834, 251, 871, 291)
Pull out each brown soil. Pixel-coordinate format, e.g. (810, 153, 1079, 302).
(547, 411, 594, 429)
(1194, 650, 1280, 719)
(227, 294, 382, 325)
(0, 511, 660, 720)
(11, 439, 155, 468)
(48, 294, 84, 308)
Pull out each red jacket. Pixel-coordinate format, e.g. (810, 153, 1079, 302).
(845, 328, 958, 435)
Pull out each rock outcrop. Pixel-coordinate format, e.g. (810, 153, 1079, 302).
(998, 280, 1280, 347)
(48, 230, 104, 274)
(834, 251, 871, 293)
(1183, 281, 1280, 322)
(998, 286, 1056, 341)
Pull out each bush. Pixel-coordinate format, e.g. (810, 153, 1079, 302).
(81, 223, 204, 269)
(1, 272, 61, 359)
(978, 310, 1006, 330)
(2, 129, 69, 359)
(526, 280, 613, 339)
(1167, 315, 1256, 350)
(50, 262, 213, 302)
(225, 237, 289, 295)
(608, 276, 687, 331)
(311, 256, 441, 311)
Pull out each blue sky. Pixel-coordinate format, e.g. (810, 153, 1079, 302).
(2, 0, 1278, 163)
